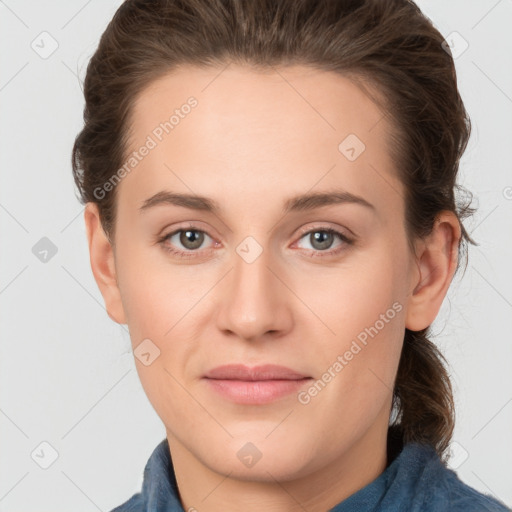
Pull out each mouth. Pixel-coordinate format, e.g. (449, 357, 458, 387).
(202, 364, 313, 404)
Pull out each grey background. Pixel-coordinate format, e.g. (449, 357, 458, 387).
(0, 0, 511, 510)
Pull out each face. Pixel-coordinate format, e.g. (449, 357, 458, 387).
(99, 64, 420, 481)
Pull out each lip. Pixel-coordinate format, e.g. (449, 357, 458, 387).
(204, 364, 310, 381)
(202, 364, 312, 404)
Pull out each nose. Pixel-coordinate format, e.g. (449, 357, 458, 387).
(215, 239, 293, 342)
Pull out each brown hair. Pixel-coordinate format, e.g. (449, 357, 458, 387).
(71, 0, 476, 461)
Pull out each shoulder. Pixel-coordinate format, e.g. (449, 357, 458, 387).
(109, 493, 144, 512)
(413, 444, 510, 511)
(437, 468, 510, 511)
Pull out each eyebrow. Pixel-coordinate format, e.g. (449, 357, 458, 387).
(139, 188, 375, 215)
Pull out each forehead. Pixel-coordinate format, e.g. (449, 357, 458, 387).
(130, 64, 389, 148)
(119, 64, 403, 219)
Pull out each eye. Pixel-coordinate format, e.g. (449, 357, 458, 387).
(158, 225, 215, 259)
(294, 227, 353, 257)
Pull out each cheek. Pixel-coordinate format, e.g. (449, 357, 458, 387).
(116, 242, 198, 337)
(296, 255, 405, 340)
(115, 249, 208, 399)
(295, 253, 406, 396)
(116, 254, 204, 421)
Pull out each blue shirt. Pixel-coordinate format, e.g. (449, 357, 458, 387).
(111, 437, 510, 511)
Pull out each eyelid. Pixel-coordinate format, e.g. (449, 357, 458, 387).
(157, 220, 213, 238)
(294, 222, 354, 240)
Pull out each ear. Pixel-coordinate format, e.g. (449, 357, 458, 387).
(84, 202, 127, 325)
(405, 211, 461, 331)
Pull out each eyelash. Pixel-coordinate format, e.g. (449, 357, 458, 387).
(157, 224, 354, 260)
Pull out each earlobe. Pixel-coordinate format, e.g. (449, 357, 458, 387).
(84, 202, 127, 325)
(405, 212, 461, 332)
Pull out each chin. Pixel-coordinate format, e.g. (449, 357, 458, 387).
(198, 436, 322, 483)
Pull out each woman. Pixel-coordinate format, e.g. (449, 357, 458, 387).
(71, 0, 510, 510)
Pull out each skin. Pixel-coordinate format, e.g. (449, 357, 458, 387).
(84, 64, 461, 512)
